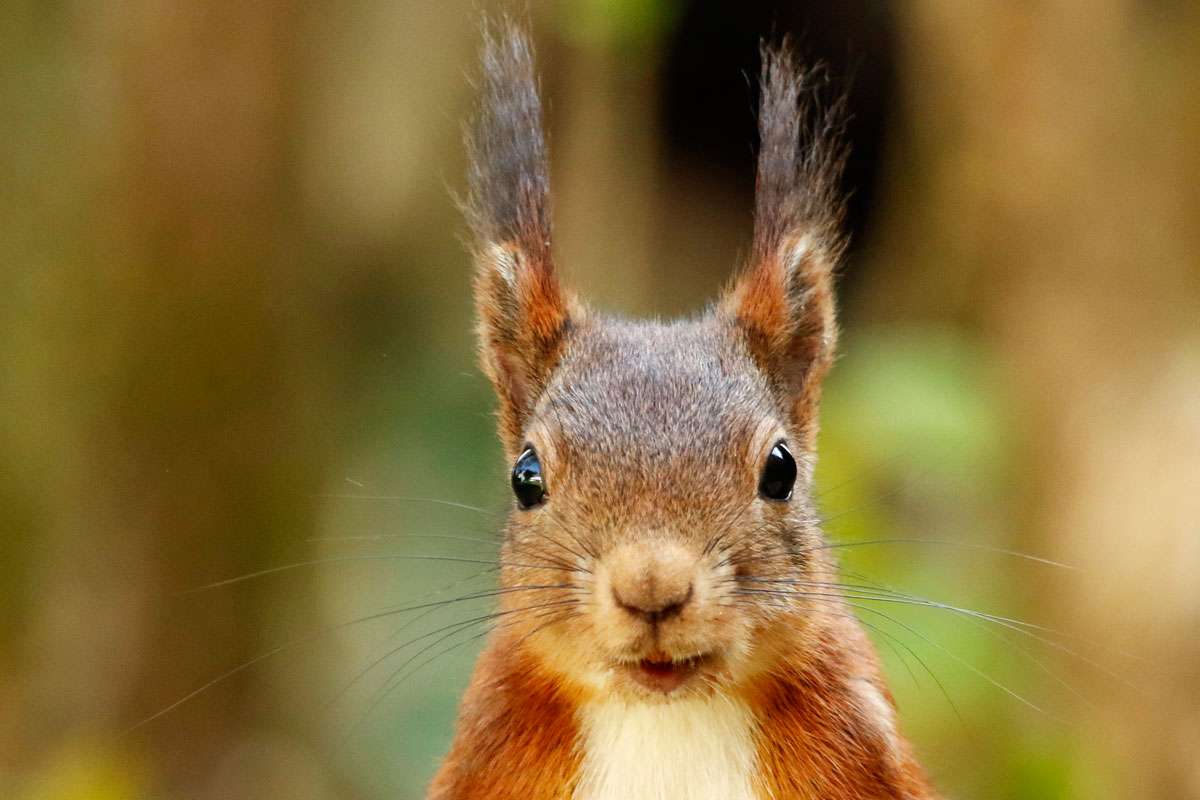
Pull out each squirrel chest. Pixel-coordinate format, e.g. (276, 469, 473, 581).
(574, 696, 758, 800)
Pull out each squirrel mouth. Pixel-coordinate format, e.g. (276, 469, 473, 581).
(627, 652, 712, 694)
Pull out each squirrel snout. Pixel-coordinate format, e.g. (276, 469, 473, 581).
(607, 541, 696, 623)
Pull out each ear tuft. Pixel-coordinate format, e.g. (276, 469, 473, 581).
(464, 17, 552, 269)
(466, 20, 575, 453)
(721, 41, 848, 448)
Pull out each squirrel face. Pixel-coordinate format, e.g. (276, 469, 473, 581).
(464, 24, 846, 702)
(500, 316, 827, 699)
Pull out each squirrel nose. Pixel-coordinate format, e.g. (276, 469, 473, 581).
(607, 541, 696, 623)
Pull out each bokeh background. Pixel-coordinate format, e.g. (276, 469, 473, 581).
(3, 1, 1199, 798)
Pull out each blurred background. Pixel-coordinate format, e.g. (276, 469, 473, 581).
(2, 1, 1198, 798)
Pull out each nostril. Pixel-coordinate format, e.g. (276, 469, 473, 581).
(656, 583, 693, 620)
(612, 583, 693, 623)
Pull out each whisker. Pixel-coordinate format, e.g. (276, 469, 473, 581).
(537, 405, 605, 562)
(342, 602, 580, 739)
(308, 532, 498, 546)
(538, 504, 602, 562)
(802, 538, 1077, 570)
(839, 598, 1057, 720)
(702, 499, 756, 557)
(725, 535, 1075, 572)
(339, 618, 499, 741)
(725, 592, 966, 727)
(329, 584, 581, 707)
(839, 612, 965, 730)
(735, 591, 1054, 720)
(735, 584, 1061, 638)
(738, 577, 1136, 686)
(180, 553, 586, 594)
(814, 566, 1093, 708)
(387, 606, 580, 703)
(508, 538, 591, 576)
(130, 582, 576, 731)
(377, 606, 584, 719)
(315, 494, 499, 516)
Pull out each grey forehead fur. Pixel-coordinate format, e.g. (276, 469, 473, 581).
(530, 314, 788, 494)
(517, 312, 821, 551)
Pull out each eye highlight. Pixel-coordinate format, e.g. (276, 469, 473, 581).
(758, 441, 797, 501)
(511, 446, 546, 509)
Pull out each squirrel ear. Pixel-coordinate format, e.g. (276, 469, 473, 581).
(721, 43, 847, 448)
(473, 243, 573, 452)
(466, 20, 575, 452)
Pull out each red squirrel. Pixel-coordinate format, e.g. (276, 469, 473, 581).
(430, 20, 936, 800)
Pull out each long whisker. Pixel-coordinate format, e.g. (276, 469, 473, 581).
(308, 532, 498, 546)
(839, 598, 1056, 720)
(802, 538, 1077, 570)
(735, 591, 1054, 719)
(725, 533, 1075, 572)
(734, 583, 1059, 638)
(180, 553, 584, 594)
(511, 522, 595, 573)
(342, 602, 580, 739)
(736, 580, 1136, 693)
(316, 494, 499, 516)
(329, 585, 581, 707)
(378, 604, 580, 706)
(130, 582, 572, 731)
(375, 606, 583, 717)
(805, 566, 1093, 707)
(725, 592, 967, 728)
(511, 536, 599, 579)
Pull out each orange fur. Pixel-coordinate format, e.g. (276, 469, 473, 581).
(473, 244, 577, 455)
(721, 242, 839, 451)
(433, 621, 936, 799)
(746, 615, 935, 799)
(429, 640, 582, 800)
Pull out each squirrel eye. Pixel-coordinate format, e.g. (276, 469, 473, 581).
(758, 441, 797, 501)
(511, 446, 546, 509)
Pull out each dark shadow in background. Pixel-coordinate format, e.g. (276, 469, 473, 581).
(659, 0, 898, 310)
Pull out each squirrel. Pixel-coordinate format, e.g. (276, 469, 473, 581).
(430, 20, 937, 800)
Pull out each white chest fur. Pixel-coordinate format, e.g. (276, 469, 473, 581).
(574, 695, 759, 800)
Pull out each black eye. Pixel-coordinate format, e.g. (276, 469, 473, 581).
(758, 441, 797, 501)
(511, 446, 546, 509)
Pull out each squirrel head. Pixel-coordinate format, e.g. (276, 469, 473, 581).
(464, 20, 847, 700)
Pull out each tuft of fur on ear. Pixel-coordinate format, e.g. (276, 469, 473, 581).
(721, 41, 848, 449)
(465, 20, 576, 454)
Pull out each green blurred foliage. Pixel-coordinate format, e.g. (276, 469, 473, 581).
(2, 2, 1197, 799)
(554, 0, 680, 50)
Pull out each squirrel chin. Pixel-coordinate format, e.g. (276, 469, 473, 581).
(605, 651, 726, 700)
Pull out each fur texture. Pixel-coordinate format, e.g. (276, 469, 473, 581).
(428, 643, 582, 800)
(721, 44, 847, 451)
(575, 694, 758, 800)
(465, 20, 577, 453)
(433, 21, 936, 800)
